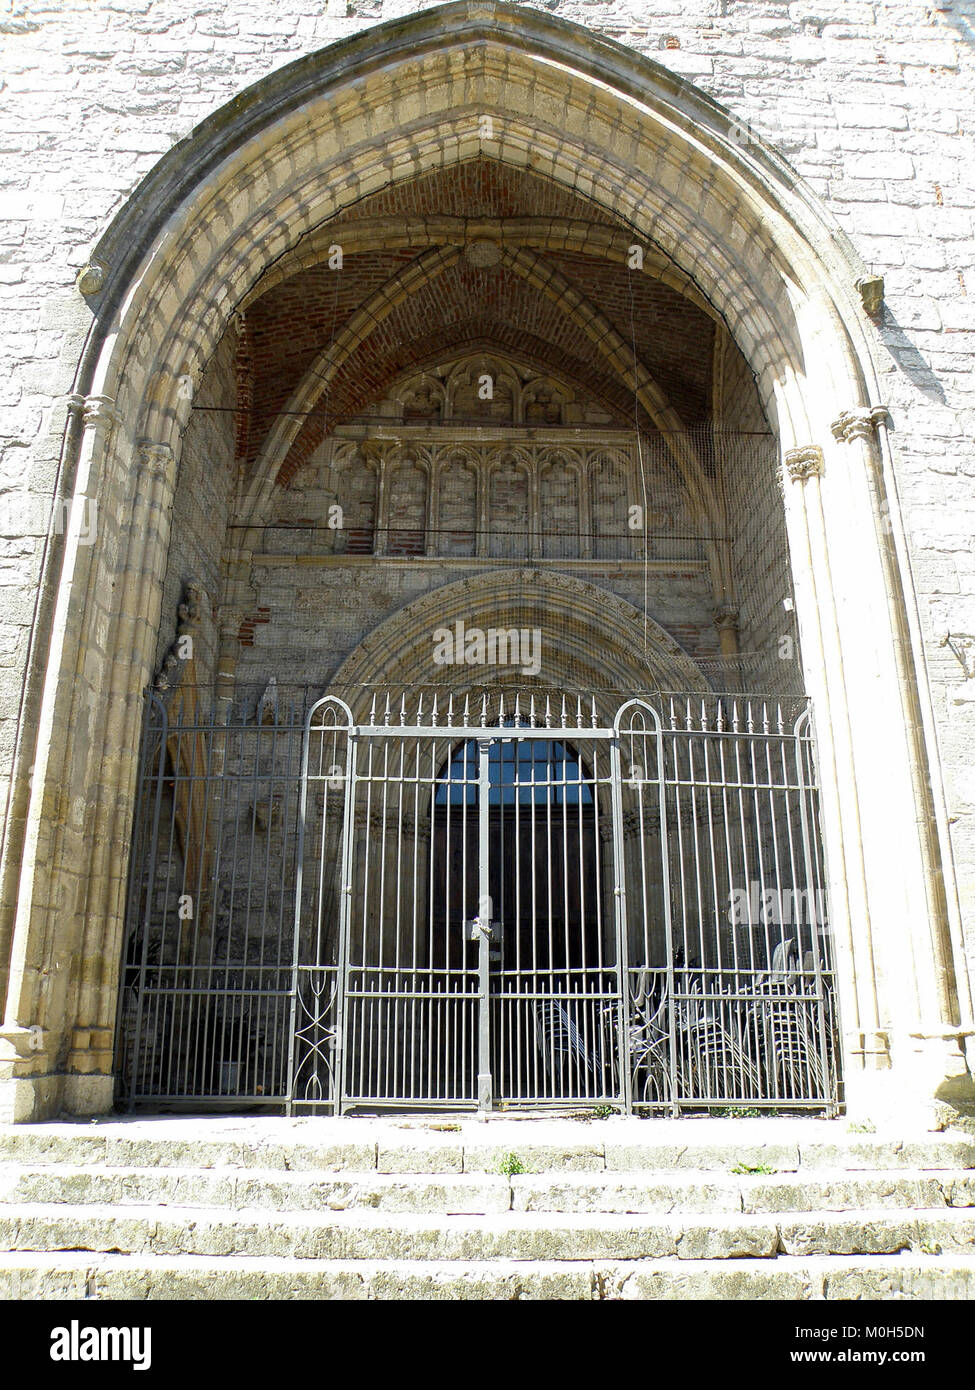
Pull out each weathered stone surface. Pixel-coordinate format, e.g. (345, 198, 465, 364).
(511, 1174, 742, 1215)
(463, 1142, 605, 1174)
(5, 1249, 975, 1301)
(604, 1141, 801, 1173)
(796, 1138, 975, 1172)
(1, 1115, 974, 1298)
(377, 1139, 465, 1174)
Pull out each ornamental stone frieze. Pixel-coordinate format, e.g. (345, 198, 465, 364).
(314, 424, 676, 563)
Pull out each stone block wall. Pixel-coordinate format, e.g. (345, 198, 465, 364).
(716, 332, 802, 696)
(154, 327, 237, 686)
(1, 0, 973, 961)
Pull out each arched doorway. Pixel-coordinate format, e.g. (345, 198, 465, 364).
(432, 732, 606, 1105)
(433, 733, 599, 976)
(3, 2, 970, 1124)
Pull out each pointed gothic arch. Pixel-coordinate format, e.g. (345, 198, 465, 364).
(2, 0, 969, 1123)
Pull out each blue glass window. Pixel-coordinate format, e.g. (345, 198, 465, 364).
(434, 738, 592, 806)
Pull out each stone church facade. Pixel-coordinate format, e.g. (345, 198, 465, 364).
(0, 0, 973, 1125)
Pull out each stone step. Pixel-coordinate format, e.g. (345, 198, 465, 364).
(1, 1120, 973, 1175)
(2, 1163, 974, 1215)
(2, 1249, 974, 1301)
(2, 1203, 973, 1262)
(513, 1170, 975, 1215)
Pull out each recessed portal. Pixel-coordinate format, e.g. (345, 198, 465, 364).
(112, 48, 842, 1120)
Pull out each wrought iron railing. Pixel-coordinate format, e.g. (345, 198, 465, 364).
(117, 687, 838, 1114)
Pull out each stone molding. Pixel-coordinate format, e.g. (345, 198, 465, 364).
(76, 263, 106, 296)
(855, 275, 885, 319)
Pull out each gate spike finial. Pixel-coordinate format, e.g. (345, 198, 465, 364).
(746, 701, 755, 734)
(514, 692, 521, 724)
(529, 692, 536, 727)
(701, 698, 708, 732)
(499, 691, 505, 724)
(416, 692, 425, 727)
(685, 697, 693, 732)
(480, 691, 488, 727)
(462, 693, 469, 727)
(731, 700, 739, 732)
(762, 701, 769, 734)
(544, 695, 552, 728)
(776, 702, 784, 735)
(668, 696, 676, 731)
(431, 693, 439, 727)
(560, 694, 567, 728)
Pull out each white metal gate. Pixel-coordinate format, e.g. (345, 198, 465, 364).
(284, 691, 836, 1113)
(290, 694, 623, 1110)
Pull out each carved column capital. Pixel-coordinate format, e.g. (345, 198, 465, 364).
(784, 445, 825, 483)
(830, 405, 890, 444)
(713, 604, 740, 658)
(713, 605, 739, 634)
(68, 393, 121, 436)
(137, 440, 176, 479)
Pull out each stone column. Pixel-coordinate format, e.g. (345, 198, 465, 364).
(529, 452, 540, 561)
(578, 453, 593, 560)
(1, 394, 124, 1120)
(476, 450, 489, 559)
(426, 451, 442, 558)
(62, 438, 181, 1111)
(215, 556, 257, 717)
(372, 447, 390, 557)
(713, 605, 740, 661)
(831, 406, 975, 1109)
(781, 443, 890, 1095)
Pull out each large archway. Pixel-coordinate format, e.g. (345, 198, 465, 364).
(1, 1, 970, 1121)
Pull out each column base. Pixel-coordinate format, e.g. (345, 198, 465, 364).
(842, 1028, 975, 1130)
(0, 1026, 116, 1122)
(0, 1073, 64, 1123)
(0, 1071, 115, 1123)
(62, 1072, 115, 1116)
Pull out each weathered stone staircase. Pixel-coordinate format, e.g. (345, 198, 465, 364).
(1, 1115, 974, 1299)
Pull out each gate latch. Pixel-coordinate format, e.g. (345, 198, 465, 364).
(466, 916, 496, 942)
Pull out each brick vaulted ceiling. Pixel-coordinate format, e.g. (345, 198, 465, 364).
(236, 161, 719, 478)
